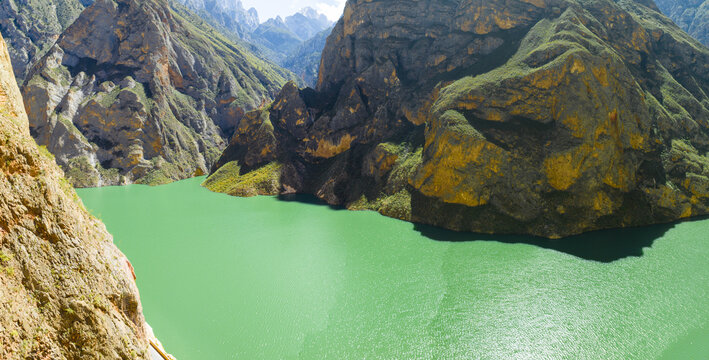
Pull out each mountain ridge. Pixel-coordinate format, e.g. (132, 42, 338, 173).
(0, 0, 92, 82)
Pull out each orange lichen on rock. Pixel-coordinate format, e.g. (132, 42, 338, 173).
(544, 146, 587, 191)
(308, 134, 356, 159)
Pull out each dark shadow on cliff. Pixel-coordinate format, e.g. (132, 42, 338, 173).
(413, 221, 685, 263)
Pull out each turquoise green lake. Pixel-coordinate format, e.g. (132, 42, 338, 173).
(77, 177, 709, 359)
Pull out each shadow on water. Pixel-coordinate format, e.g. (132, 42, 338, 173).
(277, 194, 706, 263)
(413, 223, 678, 263)
(277, 194, 347, 211)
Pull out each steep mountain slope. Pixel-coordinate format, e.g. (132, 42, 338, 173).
(284, 7, 332, 42)
(0, 32, 150, 359)
(22, 0, 294, 187)
(0, 0, 92, 83)
(172, 3, 334, 80)
(207, 0, 709, 238)
(655, 0, 709, 46)
(251, 16, 304, 61)
(178, 0, 259, 38)
(250, 10, 333, 63)
(282, 27, 332, 87)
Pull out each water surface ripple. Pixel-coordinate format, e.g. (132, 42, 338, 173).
(77, 177, 709, 359)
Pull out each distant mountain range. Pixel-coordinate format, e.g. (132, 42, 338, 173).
(176, 0, 334, 86)
(179, 0, 259, 38)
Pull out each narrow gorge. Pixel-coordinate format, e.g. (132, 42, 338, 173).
(1, 0, 709, 358)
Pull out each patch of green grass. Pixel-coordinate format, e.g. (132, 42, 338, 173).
(65, 156, 100, 188)
(203, 161, 282, 196)
(0, 251, 14, 276)
(96, 85, 123, 108)
(378, 189, 413, 220)
(37, 145, 55, 161)
(136, 159, 180, 186)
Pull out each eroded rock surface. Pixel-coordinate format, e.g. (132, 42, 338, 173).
(22, 0, 294, 187)
(0, 32, 150, 359)
(207, 0, 709, 238)
(0, 0, 91, 83)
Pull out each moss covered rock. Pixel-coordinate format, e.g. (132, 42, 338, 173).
(208, 0, 709, 238)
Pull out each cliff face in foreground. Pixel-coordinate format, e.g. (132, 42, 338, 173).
(22, 0, 294, 187)
(656, 0, 709, 46)
(207, 0, 709, 238)
(0, 33, 149, 359)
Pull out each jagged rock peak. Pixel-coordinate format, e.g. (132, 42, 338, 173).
(179, 0, 260, 34)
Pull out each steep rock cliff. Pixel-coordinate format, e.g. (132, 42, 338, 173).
(0, 32, 150, 359)
(0, 0, 91, 83)
(22, 0, 294, 187)
(207, 0, 709, 238)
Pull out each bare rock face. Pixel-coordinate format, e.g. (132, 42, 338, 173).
(22, 0, 294, 187)
(655, 0, 709, 46)
(208, 0, 709, 238)
(0, 32, 149, 359)
(0, 0, 89, 83)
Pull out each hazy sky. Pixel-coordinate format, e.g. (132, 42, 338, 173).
(241, 0, 346, 23)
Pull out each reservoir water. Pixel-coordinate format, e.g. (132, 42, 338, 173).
(76, 177, 709, 359)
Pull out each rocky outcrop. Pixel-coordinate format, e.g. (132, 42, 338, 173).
(0, 0, 91, 83)
(207, 0, 709, 238)
(656, 0, 709, 46)
(0, 32, 150, 359)
(22, 0, 294, 187)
